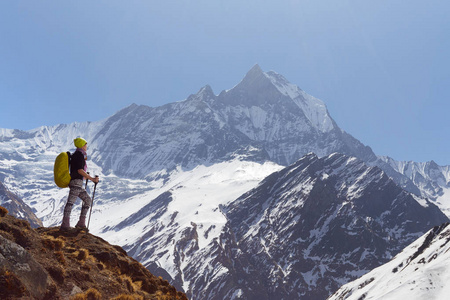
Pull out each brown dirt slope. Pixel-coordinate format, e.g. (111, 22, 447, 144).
(0, 206, 188, 300)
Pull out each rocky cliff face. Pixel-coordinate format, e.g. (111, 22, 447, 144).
(0, 206, 187, 300)
(222, 153, 448, 299)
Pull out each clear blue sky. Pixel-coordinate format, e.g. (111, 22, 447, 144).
(0, 1, 449, 165)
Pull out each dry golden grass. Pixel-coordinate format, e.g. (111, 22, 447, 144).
(71, 294, 86, 300)
(78, 248, 89, 260)
(132, 280, 143, 292)
(54, 250, 66, 265)
(111, 296, 133, 300)
(96, 261, 106, 271)
(73, 248, 90, 261)
(85, 288, 102, 300)
(118, 274, 144, 294)
(71, 288, 102, 300)
(155, 290, 178, 300)
(0, 206, 8, 217)
(81, 262, 91, 271)
(119, 274, 134, 293)
(0, 268, 25, 295)
(111, 295, 144, 300)
(42, 235, 65, 250)
(45, 265, 66, 284)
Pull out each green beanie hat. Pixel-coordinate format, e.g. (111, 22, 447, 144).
(74, 137, 87, 148)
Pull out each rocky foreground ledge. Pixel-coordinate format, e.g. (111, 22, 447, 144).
(0, 206, 188, 300)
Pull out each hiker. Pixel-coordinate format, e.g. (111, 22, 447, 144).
(60, 137, 99, 231)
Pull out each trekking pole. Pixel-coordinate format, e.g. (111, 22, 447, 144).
(87, 176, 99, 231)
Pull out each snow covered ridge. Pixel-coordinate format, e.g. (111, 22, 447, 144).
(380, 156, 450, 217)
(264, 69, 334, 133)
(328, 222, 450, 300)
(92, 159, 284, 299)
(224, 153, 448, 299)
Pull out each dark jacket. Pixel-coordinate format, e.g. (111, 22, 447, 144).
(70, 150, 86, 180)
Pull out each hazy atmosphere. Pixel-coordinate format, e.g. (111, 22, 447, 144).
(0, 0, 449, 164)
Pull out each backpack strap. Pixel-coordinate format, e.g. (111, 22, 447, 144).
(66, 151, 71, 168)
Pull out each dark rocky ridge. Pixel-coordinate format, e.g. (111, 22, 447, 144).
(223, 153, 448, 299)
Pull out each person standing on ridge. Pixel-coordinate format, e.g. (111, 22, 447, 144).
(60, 137, 99, 231)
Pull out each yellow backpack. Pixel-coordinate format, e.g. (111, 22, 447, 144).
(54, 152, 72, 188)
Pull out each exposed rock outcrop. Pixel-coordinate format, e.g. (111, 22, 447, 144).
(0, 206, 188, 300)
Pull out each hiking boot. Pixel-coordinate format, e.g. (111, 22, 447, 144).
(75, 223, 87, 229)
(60, 214, 71, 231)
(75, 216, 88, 231)
(59, 225, 71, 232)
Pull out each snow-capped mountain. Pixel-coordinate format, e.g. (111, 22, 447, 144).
(328, 222, 450, 300)
(0, 65, 418, 193)
(222, 153, 448, 299)
(380, 156, 450, 216)
(90, 64, 381, 179)
(86, 153, 447, 300)
(0, 65, 448, 299)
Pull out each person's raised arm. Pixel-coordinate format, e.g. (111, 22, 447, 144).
(78, 169, 99, 183)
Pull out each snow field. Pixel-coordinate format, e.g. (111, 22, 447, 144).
(329, 225, 450, 300)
